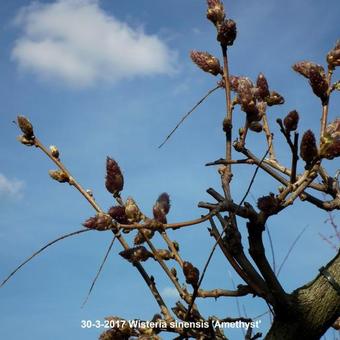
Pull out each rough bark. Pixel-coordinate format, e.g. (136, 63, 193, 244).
(265, 250, 340, 339)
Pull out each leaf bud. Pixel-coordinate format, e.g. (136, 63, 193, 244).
(48, 170, 69, 183)
(105, 157, 124, 195)
(190, 51, 222, 76)
(283, 110, 299, 132)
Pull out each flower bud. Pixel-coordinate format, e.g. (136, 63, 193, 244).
(266, 91, 285, 106)
(119, 246, 153, 263)
(283, 110, 299, 132)
(257, 193, 280, 215)
(125, 197, 143, 223)
(108, 205, 129, 224)
(237, 78, 258, 114)
(292, 61, 324, 78)
(217, 19, 237, 46)
(300, 130, 318, 165)
(183, 261, 200, 287)
(320, 119, 340, 159)
(255, 73, 270, 100)
(134, 229, 155, 245)
(49, 145, 59, 159)
(48, 170, 69, 183)
(249, 121, 262, 133)
(327, 40, 340, 70)
(190, 51, 222, 76)
(83, 213, 112, 231)
(17, 115, 34, 139)
(206, 0, 225, 26)
(308, 65, 329, 104)
(153, 193, 170, 224)
(155, 249, 174, 261)
(105, 157, 124, 195)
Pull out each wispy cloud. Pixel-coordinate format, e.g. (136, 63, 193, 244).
(0, 173, 24, 199)
(161, 286, 179, 299)
(12, 0, 177, 87)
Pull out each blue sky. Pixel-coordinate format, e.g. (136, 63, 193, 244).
(0, 0, 339, 339)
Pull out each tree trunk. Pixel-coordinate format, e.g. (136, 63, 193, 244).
(265, 251, 340, 339)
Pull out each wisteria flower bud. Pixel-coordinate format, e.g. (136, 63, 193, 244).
(17, 115, 34, 139)
(190, 51, 222, 76)
(327, 40, 340, 70)
(255, 73, 270, 100)
(125, 197, 144, 223)
(249, 121, 263, 133)
(48, 170, 69, 183)
(119, 246, 153, 263)
(108, 206, 129, 224)
(283, 110, 299, 132)
(49, 145, 59, 159)
(83, 213, 112, 231)
(292, 61, 324, 78)
(206, 0, 225, 26)
(105, 157, 124, 195)
(257, 193, 280, 215)
(300, 130, 318, 165)
(320, 119, 340, 159)
(183, 261, 200, 287)
(266, 91, 285, 106)
(308, 65, 329, 103)
(217, 19, 237, 46)
(155, 249, 174, 261)
(134, 228, 155, 245)
(237, 78, 258, 114)
(153, 193, 170, 224)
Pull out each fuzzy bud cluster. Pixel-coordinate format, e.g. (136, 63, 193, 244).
(119, 246, 153, 263)
(257, 193, 280, 215)
(105, 157, 124, 195)
(206, 0, 225, 26)
(183, 261, 200, 287)
(217, 19, 237, 46)
(190, 51, 222, 76)
(292, 61, 329, 103)
(283, 110, 299, 132)
(320, 119, 340, 159)
(300, 130, 318, 165)
(83, 213, 113, 231)
(255, 73, 270, 100)
(153, 193, 171, 224)
(327, 40, 340, 70)
(107, 206, 129, 224)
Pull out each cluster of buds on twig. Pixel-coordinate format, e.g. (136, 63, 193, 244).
(100, 317, 133, 339)
(105, 157, 124, 196)
(229, 74, 284, 132)
(327, 40, 340, 70)
(320, 118, 340, 159)
(206, 0, 237, 47)
(119, 246, 154, 263)
(183, 261, 200, 287)
(17, 115, 35, 146)
(292, 61, 329, 104)
(283, 110, 299, 133)
(300, 130, 318, 168)
(83, 213, 113, 231)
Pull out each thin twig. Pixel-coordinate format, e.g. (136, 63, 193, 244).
(266, 225, 276, 274)
(1, 229, 91, 288)
(81, 236, 116, 308)
(158, 85, 220, 148)
(277, 225, 309, 276)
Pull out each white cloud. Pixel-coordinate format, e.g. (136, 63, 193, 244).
(12, 0, 176, 87)
(161, 286, 179, 299)
(0, 173, 24, 199)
